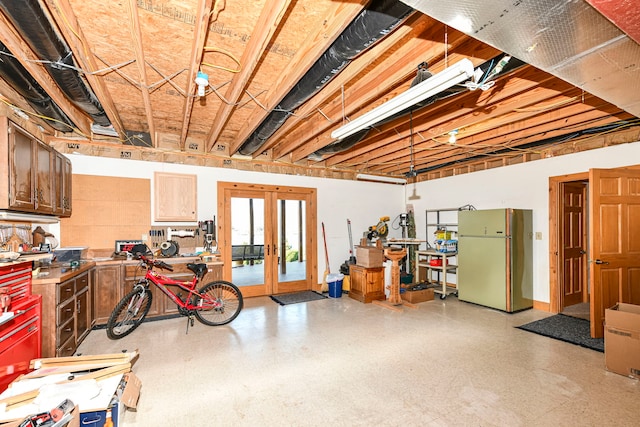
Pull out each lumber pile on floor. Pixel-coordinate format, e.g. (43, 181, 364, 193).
(0, 351, 141, 426)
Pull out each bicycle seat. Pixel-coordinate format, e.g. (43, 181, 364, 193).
(187, 263, 208, 279)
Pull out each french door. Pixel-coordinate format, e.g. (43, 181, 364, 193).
(217, 182, 317, 297)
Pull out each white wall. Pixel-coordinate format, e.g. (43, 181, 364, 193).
(65, 154, 405, 277)
(61, 140, 640, 295)
(406, 141, 640, 303)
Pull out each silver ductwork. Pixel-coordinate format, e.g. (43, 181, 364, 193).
(401, 0, 640, 117)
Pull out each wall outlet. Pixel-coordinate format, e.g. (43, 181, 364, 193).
(142, 234, 148, 241)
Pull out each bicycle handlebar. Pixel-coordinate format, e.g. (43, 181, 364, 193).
(134, 253, 174, 272)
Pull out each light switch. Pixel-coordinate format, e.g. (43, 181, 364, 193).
(535, 232, 543, 240)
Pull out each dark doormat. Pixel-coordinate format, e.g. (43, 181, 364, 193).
(516, 314, 604, 352)
(270, 291, 328, 306)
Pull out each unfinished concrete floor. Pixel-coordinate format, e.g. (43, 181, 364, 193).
(77, 295, 638, 426)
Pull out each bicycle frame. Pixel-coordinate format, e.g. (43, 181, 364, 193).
(138, 261, 219, 311)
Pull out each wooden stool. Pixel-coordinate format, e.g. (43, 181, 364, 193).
(372, 248, 418, 312)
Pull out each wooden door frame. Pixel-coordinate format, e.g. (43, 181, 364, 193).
(217, 181, 317, 296)
(548, 172, 589, 313)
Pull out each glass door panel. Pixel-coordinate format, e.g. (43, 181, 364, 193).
(230, 196, 267, 293)
(274, 198, 307, 293)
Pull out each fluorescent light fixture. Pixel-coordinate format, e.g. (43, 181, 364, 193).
(356, 173, 407, 184)
(0, 211, 59, 224)
(331, 58, 475, 140)
(91, 123, 119, 137)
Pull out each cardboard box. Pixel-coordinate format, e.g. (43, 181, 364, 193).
(355, 246, 383, 268)
(401, 288, 434, 303)
(604, 302, 640, 379)
(80, 372, 141, 427)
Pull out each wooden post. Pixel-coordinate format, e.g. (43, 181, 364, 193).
(373, 248, 418, 312)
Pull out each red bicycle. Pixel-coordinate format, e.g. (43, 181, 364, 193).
(106, 251, 243, 339)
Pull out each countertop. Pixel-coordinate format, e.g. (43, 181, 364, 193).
(30, 255, 223, 285)
(91, 255, 223, 266)
(32, 260, 96, 285)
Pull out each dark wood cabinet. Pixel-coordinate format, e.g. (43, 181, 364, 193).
(53, 151, 72, 216)
(76, 273, 91, 342)
(92, 264, 124, 325)
(34, 142, 54, 213)
(33, 267, 93, 358)
(7, 125, 36, 210)
(1, 117, 72, 217)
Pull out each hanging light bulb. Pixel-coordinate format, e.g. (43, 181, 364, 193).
(195, 71, 209, 97)
(448, 129, 458, 144)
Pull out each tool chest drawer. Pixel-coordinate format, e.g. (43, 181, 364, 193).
(0, 262, 31, 305)
(0, 296, 40, 353)
(0, 294, 41, 392)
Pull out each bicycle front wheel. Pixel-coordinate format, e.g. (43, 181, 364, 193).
(194, 280, 243, 326)
(106, 286, 152, 339)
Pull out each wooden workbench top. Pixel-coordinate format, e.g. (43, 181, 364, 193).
(32, 261, 96, 285)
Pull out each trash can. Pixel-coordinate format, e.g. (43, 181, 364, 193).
(327, 273, 345, 298)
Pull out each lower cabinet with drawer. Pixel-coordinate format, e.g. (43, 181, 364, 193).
(32, 267, 93, 358)
(348, 265, 385, 303)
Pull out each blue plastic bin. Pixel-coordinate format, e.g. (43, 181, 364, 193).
(327, 273, 344, 298)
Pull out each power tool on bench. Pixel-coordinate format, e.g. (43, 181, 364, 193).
(365, 216, 390, 244)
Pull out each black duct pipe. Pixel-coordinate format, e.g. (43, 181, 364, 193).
(308, 54, 525, 159)
(0, 43, 76, 132)
(0, 0, 111, 126)
(238, 0, 414, 155)
(307, 128, 371, 161)
(412, 120, 639, 176)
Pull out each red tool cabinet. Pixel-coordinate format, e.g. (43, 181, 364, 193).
(0, 261, 42, 392)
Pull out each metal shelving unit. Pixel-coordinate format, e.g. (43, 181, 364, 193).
(420, 207, 473, 298)
(416, 250, 458, 299)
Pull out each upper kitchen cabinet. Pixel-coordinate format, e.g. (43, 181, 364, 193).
(0, 117, 72, 217)
(53, 151, 72, 216)
(154, 172, 197, 222)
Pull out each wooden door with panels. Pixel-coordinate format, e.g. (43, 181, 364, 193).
(218, 182, 317, 297)
(560, 181, 588, 307)
(589, 167, 640, 338)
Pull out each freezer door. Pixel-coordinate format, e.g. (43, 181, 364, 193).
(458, 235, 508, 311)
(458, 209, 508, 237)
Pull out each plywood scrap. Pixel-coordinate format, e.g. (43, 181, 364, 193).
(29, 351, 139, 370)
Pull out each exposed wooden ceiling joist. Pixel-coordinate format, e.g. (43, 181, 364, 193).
(0, 0, 636, 180)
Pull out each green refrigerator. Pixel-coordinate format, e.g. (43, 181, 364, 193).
(457, 209, 533, 312)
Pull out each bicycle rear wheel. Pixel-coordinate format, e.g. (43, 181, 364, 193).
(106, 285, 152, 339)
(194, 280, 243, 326)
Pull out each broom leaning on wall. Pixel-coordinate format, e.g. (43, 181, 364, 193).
(321, 222, 330, 292)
